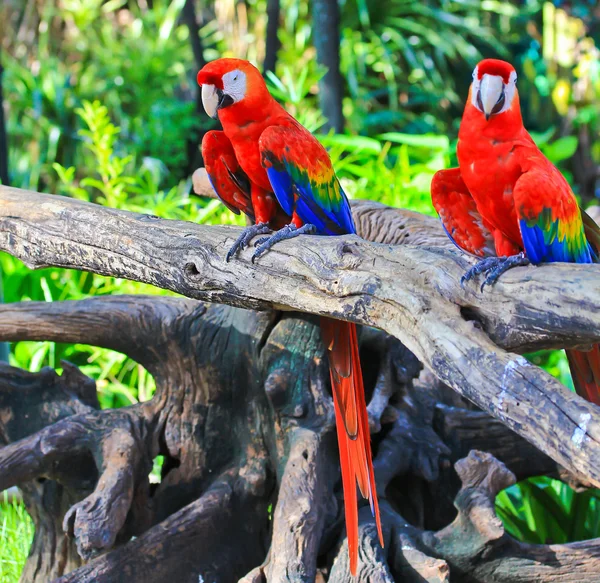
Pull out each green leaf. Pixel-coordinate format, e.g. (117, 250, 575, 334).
(543, 137, 579, 164)
(379, 132, 450, 150)
(318, 134, 383, 153)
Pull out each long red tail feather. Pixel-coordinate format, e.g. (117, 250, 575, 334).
(566, 344, 600, 406)
(321, 318, 383, 575)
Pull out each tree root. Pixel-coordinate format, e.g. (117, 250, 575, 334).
(56, 470, 267, 583)
(0, 402, 152, 559)
(1, 189, 600, 580)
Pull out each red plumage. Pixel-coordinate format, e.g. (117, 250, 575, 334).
(432, 58, 600, 405)
(198, 58, 383, 573)
(476, 58, 515, 83)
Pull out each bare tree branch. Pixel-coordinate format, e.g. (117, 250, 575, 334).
(56, 471, 266, 583)
(0, 295, 200, 372)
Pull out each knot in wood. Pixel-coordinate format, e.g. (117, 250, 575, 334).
(264, 368, 291, 409)
(184, 262, 200, 277)
(334, 239, 365, 270)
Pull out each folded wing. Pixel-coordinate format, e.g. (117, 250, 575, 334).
(202, 130, 254, 221)
(259, 122, 355, 235)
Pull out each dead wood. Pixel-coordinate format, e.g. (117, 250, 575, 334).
(1, 186, 600, 489)
(425, 450, 600, 583)
(1, 185, 600, 581)
(1, 296, 599, 581)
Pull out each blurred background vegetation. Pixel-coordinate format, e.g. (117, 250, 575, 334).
(0, 0, 599, 580)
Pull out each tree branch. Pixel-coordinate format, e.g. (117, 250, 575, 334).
(1, 185, 600, 489)
(55, 471, 266, 583)
(427, 451, 600, 583)
(0, 295, 200, 372)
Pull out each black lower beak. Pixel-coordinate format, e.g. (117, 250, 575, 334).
(477, 90, 490, 121)
(477, 88, 505, 122)
(214, 89, 234, 119)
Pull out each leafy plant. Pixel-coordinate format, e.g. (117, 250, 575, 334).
(3, 99, 241, 410)
(0, 492, 34, 583)
(497, 478, 600, 544)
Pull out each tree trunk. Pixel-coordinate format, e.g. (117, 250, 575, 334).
(1, 188, 600, 581)
(182, 0, 207, 175)
(263, 0, 280, 74)
(312, 0, 344, 133)
(0, 47, 9, 187)
(0, 48, 10, 362)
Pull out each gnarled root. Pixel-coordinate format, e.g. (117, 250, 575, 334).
(2, 297, 600, 582)
(0, 380, 152, 560)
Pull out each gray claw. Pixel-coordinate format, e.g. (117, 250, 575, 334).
(225, 222, 271, 262)
(462, 253, 530, 291)
(251, 223, 317, 263)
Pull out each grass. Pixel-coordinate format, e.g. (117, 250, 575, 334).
(0, 492, 34, 583)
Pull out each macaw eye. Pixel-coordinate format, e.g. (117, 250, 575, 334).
(233, 75, 238, 81)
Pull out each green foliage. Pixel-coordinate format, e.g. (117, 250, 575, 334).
(266, 66, 328, 132)
(320, 132, 448, 214)
(3, 0, 202, 193)
(339, 0, 519, 132)
(0, 493, 34, 583)
(1, 2, 599, 578)
(2, 98, 240, 410)
(525, 349, 573, 390)
(497, 478, 600, 544)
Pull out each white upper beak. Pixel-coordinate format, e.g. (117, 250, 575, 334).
(201, 84, 219, 120)
(479, 74, 504, 119)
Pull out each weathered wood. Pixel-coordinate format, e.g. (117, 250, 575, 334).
(2, 294, 599, 581)
(56, 472, 267, 583)
(0, 296, 435, 581)
(0, 300, 281, 582)
(426, 451, 600, 583)
(0, 364, 95, 581)
(1, 186, 599, 492)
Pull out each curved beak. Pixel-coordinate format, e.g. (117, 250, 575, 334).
(201, 84, 234, 120)
(477, 74, 505, 121)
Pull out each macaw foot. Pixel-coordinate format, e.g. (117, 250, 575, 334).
(461, 252, 530, 291)
(226, 222, 271, 262)
(251, 223, 317, 263)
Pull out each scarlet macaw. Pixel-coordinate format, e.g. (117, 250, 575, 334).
(432, 58, 600, 404)
(197, 58, 383, 573)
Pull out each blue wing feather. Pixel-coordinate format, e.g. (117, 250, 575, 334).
(260, 125, 355, 236)
(266, 166, 295, 216)
(519, 220, 593, 264)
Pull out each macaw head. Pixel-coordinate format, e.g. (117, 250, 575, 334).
(470, 59, 518, 121)
(197, 58, 267, 120)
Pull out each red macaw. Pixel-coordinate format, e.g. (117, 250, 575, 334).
(432, 58, 600, 404)
(197, 58, 383, 573)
